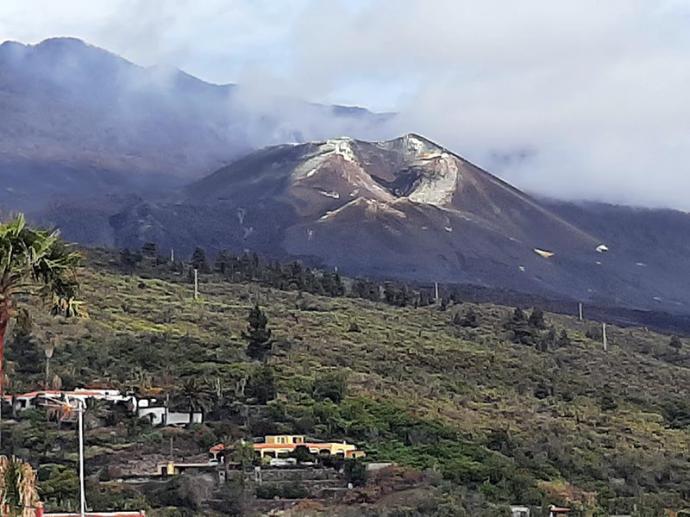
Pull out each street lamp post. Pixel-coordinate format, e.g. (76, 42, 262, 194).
(45, 395, 87, 517)
(77, 399, 86, 517)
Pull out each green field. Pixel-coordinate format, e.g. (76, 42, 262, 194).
(5, 250, 690, 516)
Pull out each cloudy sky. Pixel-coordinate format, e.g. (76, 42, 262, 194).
(2, 0, 690, 209)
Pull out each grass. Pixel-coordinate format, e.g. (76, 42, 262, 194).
(6, 251, 690, 515)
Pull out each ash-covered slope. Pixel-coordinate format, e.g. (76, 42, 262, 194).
(111, 134, 676, 309)
(185, 134, 600, 263)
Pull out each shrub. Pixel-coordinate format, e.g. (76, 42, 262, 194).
(313, 371, 347, 404)
(453, 308, 479, 328)
(343, 459, 367, 487)
(347, 321, 361, 332)
(246, 365, 277, 404)
(670, 335, 682, 352)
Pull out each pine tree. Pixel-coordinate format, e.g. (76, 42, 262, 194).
(214, 250, 230, 275)
(512, 307, 526, 322)
(246, 364, 276, 404)
(333, 272, 345, 297)
(190, 247, 210, 273)
(528, 308, 546, 329)
(537, 327, 556, 352)
(670, 335, 683, 353)
(119, 248, 141, 274)
(141, 242, 157, 259)
(505, 307, 535, 345)
(243, 305, 273, 361)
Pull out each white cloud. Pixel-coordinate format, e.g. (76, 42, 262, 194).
(1, 0, 690, 209)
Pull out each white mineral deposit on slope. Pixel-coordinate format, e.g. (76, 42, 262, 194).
(319, 197, 407, 221)
(328, 137, 357, 162)
(407, 153, 459, 206)
(293, 139, 394, 203)
(319, 190, 340, 199)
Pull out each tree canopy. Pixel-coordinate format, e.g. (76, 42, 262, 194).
(0, 214, 83, 398)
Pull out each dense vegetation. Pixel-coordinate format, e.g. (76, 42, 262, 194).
(2, 246, 690, 515)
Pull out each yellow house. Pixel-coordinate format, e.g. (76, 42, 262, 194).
(254, 435, 365, 459)
(265, 435, 305, 446)
(210, 435, 365, 461)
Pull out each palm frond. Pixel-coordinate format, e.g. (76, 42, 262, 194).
(0, 215, 84, 312)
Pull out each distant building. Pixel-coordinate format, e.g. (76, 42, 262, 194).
(134, 396, 202, 426)
(157, 461, 217, 477)
(255, 435, 365, 459)
(9, 388, 134, 413)
(548, 506, 571, 517)
(210, 435, 366, 462)
(35, 504, 145, 517)
(41, 513, 145, 517)
(6, 389, 202, 427)
(511, 506, 530, 517)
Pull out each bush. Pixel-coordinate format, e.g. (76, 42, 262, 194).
(343, 459, 367, 487)
(313, 371, 347, 404)
(453, 308, 479, 328)
(347, 321, 361, 332)
(289, 445, 316, 464)
(246, 365, 277, 404)
(600, 393, 618, 411)
(504, 308, 536, 345)
(670, 335, 682, 352)
(256, 483, 307, 499)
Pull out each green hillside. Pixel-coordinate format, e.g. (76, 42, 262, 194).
(5, 249, 690, 516)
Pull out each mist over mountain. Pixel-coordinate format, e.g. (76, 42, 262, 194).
(56, 133, 689, 316)
(0, 37, 391, 211)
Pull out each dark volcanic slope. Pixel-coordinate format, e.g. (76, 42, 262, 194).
(0, 37, 388, 212)
(185, 135, 601, 280)
(37, 133, 690, 313)
(103, 133, 690, 313)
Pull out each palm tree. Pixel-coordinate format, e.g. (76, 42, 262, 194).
(0, 214, 84, 444)
(0, 455, 39, 517)
(178, 378, 210, 427)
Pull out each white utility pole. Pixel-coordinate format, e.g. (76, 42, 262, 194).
(170, 248, 175, 263)
(434, 282, 439, 303)
(602, 323, 608, 352)
(194, 268, 199, 300)
(578, 302, 583, 321)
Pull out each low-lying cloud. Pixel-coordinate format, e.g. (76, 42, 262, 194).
(2, 0, 690, 209)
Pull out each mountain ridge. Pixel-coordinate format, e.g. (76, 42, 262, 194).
(0, 37, 390, 211)
(23, 131, 690, 317)
(82, 132, 690, 315)
(3, 38, 690, 317)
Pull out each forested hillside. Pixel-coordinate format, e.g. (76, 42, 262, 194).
(4, 248, 690, 516)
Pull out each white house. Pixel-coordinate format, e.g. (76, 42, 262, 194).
(511, 506, 530, 517)
(7, 388, 203, 427)
(134, 396, 202, 426)
(10, 389, 136, 413)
